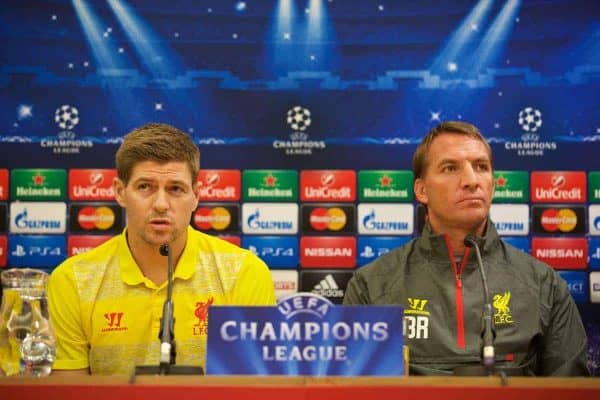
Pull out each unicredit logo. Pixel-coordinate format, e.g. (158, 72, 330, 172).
(531, 171, 586, 203)
(72, 185, 114, 198)
(304, 186, 352, 200)
(534, 187, 581, 201)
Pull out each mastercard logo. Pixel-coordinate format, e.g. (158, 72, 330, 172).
(77, 206, 116, 230)
(540, 208, 577, 232)
(309, 207, 347, 231)
(194, 207, 231, 230)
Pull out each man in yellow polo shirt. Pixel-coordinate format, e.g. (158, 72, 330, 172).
(48, 122, 276, 375)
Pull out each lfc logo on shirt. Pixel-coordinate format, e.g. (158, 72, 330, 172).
(192, 297, 214, 336)
(493, 292, 514, 325)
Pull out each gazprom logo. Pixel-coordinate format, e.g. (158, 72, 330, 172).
(589, 205, 600, 235)
(357, 204, 413, 235)
(489, 204, 529, 236)
(242, 203, 298, 234)
(10, 202, 66, 233)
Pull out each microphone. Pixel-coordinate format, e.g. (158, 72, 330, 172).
(158, 243, 175, 374)
(131, 243, 203, 381)
(463, 234, 496, 369)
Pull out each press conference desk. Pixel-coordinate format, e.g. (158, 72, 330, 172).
(1, 375, 599, 400)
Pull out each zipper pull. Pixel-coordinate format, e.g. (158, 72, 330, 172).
(455, 275, 462, 289)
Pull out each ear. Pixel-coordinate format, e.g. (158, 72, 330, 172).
(113, 177, 127, 208)
(414, 178, 428, 205)
(192, 181, 201, 202)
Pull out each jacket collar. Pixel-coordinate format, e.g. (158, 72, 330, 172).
(417, 218, 500, 261)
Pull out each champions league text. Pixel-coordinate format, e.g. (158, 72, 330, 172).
(219, 321, 389, 362)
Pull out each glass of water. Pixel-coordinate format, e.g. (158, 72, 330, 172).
(0, 268, 56, 377)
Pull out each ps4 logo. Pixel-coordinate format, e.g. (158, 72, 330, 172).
(592, 247, 600, 260)
(11, 244, 62, 257)
(359, 245, 390, 258)
(248, 246, 295, 257)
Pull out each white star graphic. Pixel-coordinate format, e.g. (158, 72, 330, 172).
(155, 103, 163, 111)
(283, 32, 291, 40)
(430, 111, 441, 121)
(17, 104, 33, 119)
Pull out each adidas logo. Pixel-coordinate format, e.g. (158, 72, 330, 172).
(312, 274, 344, 298)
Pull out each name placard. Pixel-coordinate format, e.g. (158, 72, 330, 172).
(206, 293, 404, 376)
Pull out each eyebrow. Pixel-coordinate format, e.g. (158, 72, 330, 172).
(131, 177, 191, 186)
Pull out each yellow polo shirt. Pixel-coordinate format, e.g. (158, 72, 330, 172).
(47, 226, 276, 375)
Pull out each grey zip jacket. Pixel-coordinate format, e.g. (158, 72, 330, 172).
(344, 221, 589, 376)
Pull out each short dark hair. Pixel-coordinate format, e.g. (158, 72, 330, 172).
(115, 122, 200, 184)
(412, 121, 492, 179)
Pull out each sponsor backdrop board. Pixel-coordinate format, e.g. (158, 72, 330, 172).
(1, 0, 599, 375)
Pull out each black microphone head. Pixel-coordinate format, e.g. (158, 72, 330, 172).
(464, 234, 479, 248)
(159, 243, 170, 256)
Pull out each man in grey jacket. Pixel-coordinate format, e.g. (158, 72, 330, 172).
(344, 121, 589, 376)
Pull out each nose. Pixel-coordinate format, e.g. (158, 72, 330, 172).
(461, 164, 479, 190)
(152, 189, 170, 212)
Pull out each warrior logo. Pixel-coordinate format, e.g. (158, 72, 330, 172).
(193, 297, 214, 336)
(102, 312, 126, 332)
(493, 292, 513, 325)
(403, 297, 430, 339)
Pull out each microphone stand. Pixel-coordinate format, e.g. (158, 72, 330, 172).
(131, 244, 203, 382)
(454, 235, 522, 380)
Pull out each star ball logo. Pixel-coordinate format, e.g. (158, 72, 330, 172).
(55, 105, 79, 131)
(41, 104, 93, 154)
(504, 106, 557, 157)
(272, 105, 326, 156)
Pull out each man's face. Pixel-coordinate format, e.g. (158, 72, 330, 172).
(414, 133, 494, 234)
(114, 160, 199, 248)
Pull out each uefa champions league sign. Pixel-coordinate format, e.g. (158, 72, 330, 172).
(206, 293, 404, 375)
